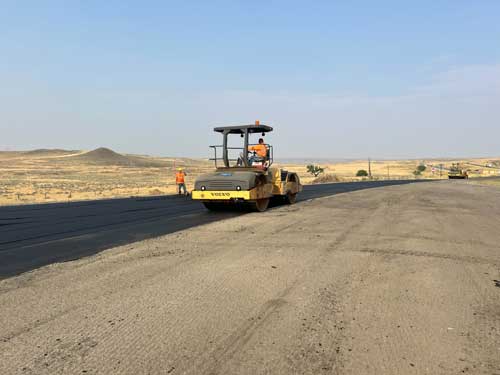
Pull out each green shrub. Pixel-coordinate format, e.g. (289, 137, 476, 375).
(307, 165, 324, 177)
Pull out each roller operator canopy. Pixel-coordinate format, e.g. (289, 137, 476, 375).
(213, 124, 273, 134)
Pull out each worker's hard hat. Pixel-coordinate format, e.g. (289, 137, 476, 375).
(177, 167, 183, 171)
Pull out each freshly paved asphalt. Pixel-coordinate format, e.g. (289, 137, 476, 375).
(0, 179, 422, 278)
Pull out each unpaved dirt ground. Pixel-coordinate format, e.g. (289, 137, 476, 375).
(1, 181, 499, 374)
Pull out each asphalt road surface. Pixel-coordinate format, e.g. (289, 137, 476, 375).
(0, 180, 420, 278)
(1, 180, 499, 374)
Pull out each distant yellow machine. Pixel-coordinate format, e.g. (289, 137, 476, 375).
(191, 122, 302, 211)
(448, 163, 469, 179)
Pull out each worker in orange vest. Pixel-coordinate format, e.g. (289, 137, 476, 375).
(175, 168, 187, 195)
(248, 138, 268, 165)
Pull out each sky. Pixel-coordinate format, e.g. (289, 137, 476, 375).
(1, 0, 499, 159)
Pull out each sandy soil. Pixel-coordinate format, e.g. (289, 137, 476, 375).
(470, 177, 500, 188)
(1, 181, 500, 374)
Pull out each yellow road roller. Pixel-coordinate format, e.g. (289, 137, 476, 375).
(192, 122, 302, 211)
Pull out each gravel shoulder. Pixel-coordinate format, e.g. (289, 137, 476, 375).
(1, 181, 499, 374)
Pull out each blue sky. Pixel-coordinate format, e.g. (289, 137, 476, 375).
(1, 1, 500, 158)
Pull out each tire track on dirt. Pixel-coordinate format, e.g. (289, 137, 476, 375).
(344, 247, 500, 266)
(201, 296, 290, 375)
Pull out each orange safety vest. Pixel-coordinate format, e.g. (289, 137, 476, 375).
(248, 144, 267, 158)
(175, 171, 185, 184)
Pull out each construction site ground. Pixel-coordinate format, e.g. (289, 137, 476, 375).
(1, 180, 499, 374)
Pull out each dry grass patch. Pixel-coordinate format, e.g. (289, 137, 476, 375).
(312, 174, 342, 184)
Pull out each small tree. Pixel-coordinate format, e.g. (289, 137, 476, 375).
(356, 169, 368, 177)
(417, 164, 426, 173)
(413, 170, 421, 177)
(307, 165, 324, 177)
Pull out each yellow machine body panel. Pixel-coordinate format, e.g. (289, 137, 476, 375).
(192, 184, 273, 201)
(191, 167, 301, 203)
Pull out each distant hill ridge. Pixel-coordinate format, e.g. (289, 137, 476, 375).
(0, 147, 211, 166)
(67, 147, 169, 167)
(72, 148, 132, 164)
(23, 149, 79, 156)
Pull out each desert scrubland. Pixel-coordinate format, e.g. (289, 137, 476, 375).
(0, 148, 499, 205)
